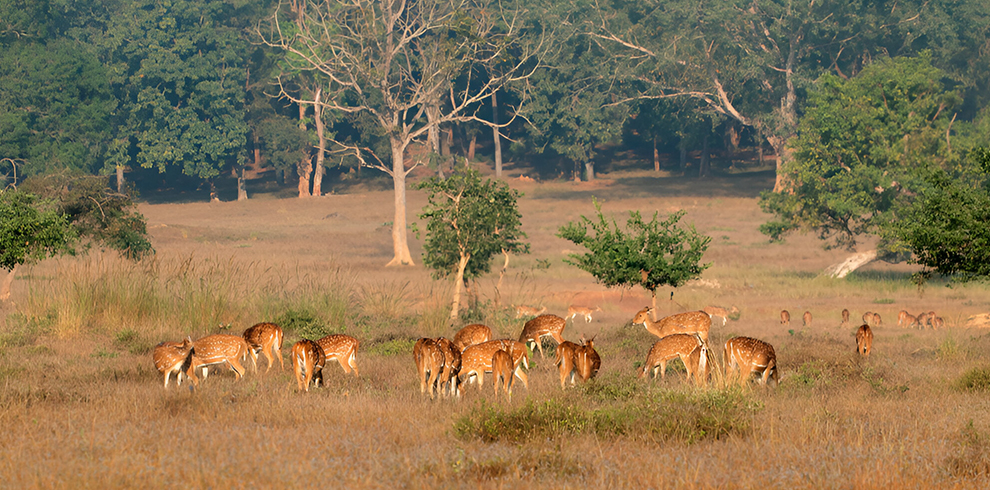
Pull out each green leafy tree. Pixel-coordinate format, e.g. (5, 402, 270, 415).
(558, 199, 711, 310)
(418, 169, 529, 320)
(759, 55, 959, 263)
(888, 147, 990, 282)
(0, 189, 75, 300)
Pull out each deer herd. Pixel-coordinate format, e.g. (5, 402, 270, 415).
(153, 303, 948, 398)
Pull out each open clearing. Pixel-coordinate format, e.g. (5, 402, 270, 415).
(3, 168, 990, 488)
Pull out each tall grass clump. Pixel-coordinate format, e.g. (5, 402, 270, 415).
(454, 387, 760, 444)
(946, 421, 990, 477)
(956, 366, 990, 391)
(258, 263, 355, 339)
(357, 280, 412, 332)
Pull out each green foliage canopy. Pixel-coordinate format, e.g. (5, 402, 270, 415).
(0, 189, 75, 270)
(418, 168, 529, 281)
(557, 199, 711, 300)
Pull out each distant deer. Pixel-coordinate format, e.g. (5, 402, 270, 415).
(291, 339, 325, 392)
(632, 307, 711, 344)
(841, 309, 850, 326)
(460, 340, 529, 389)
(872, 313, 882, 328)
(703, 305, 739, 327)
(862, 311, 874, 325)
(413, 338, 444, 399)
(518, 314, 566, 358)
(724, 336, 778, 387)
(802, 311, 813, 328)
(932, 316, 945, 329)
(242, 322, 284, 373)
(856, 325, 873, 357)
(435, 337, 461, 398)
(153, 338, 198, 389)
(453, 324, 492, 352)
(514, 305, 546, 319)
(566, 305, 602, 323)
(491, 349, 514, 400)
(780, 310, 790, 326)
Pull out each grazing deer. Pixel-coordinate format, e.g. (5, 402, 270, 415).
(491, 349, 514, 400)
(632, 307, 711, 344)
(554, 341, 582, 388)
(242, 322, 284, 373)
(316, 334, 360, 377)
(453, 324, 492, 352)
(413, 338, 445, 399)
(862, 311, 874, 325)
(639, 333, 705, 383)
(724, 336, 778, 387)
(926, 311, 937, 329)
(189, 334, 251, 381)
(856, 324, 873, 356)
(932, 316, 945, 329)
(514, 305, 546, 319)
(518, 314, 566, 358)
(153, 338, 198, 389)
(841, 309, 850, 326)
(916, 312, 931, 329)
(435, 337, 461, 398)
(802, 311, 813, 327)
(291, 340, 325, 392)
(576, 334, 601, 382)
(566, 305, 602, 323)
(872, 312, 882, 328)
(460, 339, 529, 389)
(898, 311, 918, 328)
(780, 310, 790, 326)
(703, 305, 739, 327)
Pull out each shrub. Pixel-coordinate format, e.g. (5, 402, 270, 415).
(957, 367, 990, 391)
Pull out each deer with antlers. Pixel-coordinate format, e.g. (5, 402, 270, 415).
(460, 339, 529, 389)
(639, 333, 707, 384)
(316, 334, 360, 377)
(724, 336, 778, 387)
(153, 338, 198, 389)
(453, 324, 492, 352)
(856, 325, 873, 357)
(189, 334, 251, 381)
(518, 314, 566, 358)
(632, 307, 711, 344)
(291, 339, 325, 392)
(491, 349, 514, 401)
(242, 322, 284, 373)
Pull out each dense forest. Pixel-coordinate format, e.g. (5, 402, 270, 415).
(2, 0, 989, 268)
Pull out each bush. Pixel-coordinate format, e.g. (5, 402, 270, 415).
(957, 367, 990, 391)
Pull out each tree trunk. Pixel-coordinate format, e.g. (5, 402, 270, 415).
(654, 137, 660, 173)
(679, 142, 687, 173)
(237, 164, 248, 201)
(442, 128, 452, 157)
(116, 166, 125, 193)
(492, 92, 502, 179)
(297, 102, 312, 198)
(0, 264, 18, 302)
(824, 250, 878, 279)
(468, 134, 477, 161)
(386, 138, 415, 266)
(699, 133, 710, 178)
(585, 161, 595, 181)
(767, 135, 792, 193)
(450, 253, 470, 320)
(495, 250, 510, 308)
(312, 89, 326, 197)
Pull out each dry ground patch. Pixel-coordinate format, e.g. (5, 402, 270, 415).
(3, 173, 990, 488)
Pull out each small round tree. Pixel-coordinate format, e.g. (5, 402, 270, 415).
(557, 199, 711, 312)
(0, 190, 75, 300)
(418, 169, 529, 320)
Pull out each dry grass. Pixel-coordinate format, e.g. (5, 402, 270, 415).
(4, 173, 990, 488)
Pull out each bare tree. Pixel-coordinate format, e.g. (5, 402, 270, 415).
(263, 0, 547, 266)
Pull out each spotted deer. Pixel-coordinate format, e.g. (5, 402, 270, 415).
(290, 339, 325, 392)
(242, 322, 284, 373)
(872, 312, 882, 328)
(780, 310, 790, 326)
(856, 324, 873, 357)
(189, 334, 251, 381)
(932, 316, 945, 329)
(639, 333, 706, 383)
(452, 324, 492, 352)
(632, 307, 711, 344)
(491, 349, 514, 401)
(916, 312, 932, 329)
(703, 305, 739, 327)
(566, 305, 602, 323)
(862, 311, 874, 325)
(413, 338, 445, 399)
(802, 311, 813, 327)
(518, 314, 566, 358)
(435, 337, 461, 398)
(514, 305, 546, 319)
(316, 334, 360, 377)
(841, 309, 851, 326)
(460, 339, 529, 389)
(724, 336, 778, 387)
(898, 310, 918, 328)
(153, 338, 198, 389)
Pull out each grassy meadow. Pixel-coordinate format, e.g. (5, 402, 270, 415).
(3, 168, 990, 488)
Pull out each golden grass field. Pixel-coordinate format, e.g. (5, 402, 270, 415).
(4, 166, 990, 488)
